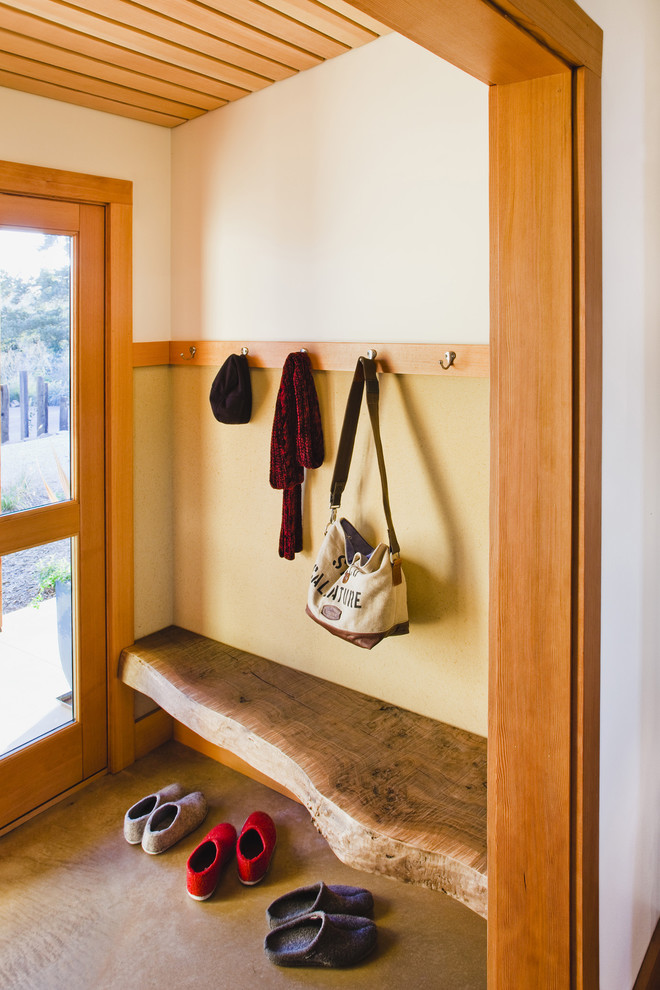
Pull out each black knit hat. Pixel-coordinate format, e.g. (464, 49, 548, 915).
(209, 353, 252, 424)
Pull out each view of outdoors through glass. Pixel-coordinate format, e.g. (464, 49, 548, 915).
(0, 230, 74, 757)
(0, 538, 74, 757)
(0, 229, 72, 515)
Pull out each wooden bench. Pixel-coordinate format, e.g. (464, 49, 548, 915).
(119, 625, 487, 917)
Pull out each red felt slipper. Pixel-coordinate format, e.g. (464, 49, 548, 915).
(236, 811, 277, 885)
(186, 822, 237, 901)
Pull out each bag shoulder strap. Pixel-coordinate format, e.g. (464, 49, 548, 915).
(329, 356, 400, 557)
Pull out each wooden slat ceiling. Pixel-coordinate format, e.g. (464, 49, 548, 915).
(0, 0, 389, 127)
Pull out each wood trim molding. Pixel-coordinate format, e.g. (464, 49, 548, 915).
(133, 340, 170, 367)
(345, 0, 567, 84)
(0, 722, 82, 828)
(347, 0, 601, 82)
(105, 201, 136, 773)
(77, 201, 109, 780)
(0, 159, 132, 205)
(0, 500, 79, 556)
(572, 65, 602, 990)
(133, 340, 490, 377)
(492, 0, 602, 75)
(134, 708, 173, 760)
(0, 191, 78, 230)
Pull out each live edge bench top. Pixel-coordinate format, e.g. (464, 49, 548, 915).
(119, 625, 487, 917)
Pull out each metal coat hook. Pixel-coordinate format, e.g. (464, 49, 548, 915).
(180, 345, 197, 360)
(367, 349, 377, 360)
(300, 347, 308, 354)
(439, 350, 456, 370)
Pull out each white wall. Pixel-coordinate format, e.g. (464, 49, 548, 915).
(1, 88, 171, 344)
(580, 0, 660, 986)
(171, 33, 489, 345)
(169, 34, 490, 735)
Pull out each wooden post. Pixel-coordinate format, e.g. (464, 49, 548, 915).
(488, 72, 575, 984)
(59, 397, 68, 432)
(19, 371, 28, 440)
(572, 66, 603, 990)
(106, 200, 136, 773)
(37, 377, 48, 437)
(0, 385, 8, 443)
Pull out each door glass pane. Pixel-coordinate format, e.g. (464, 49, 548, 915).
(0, 538, 74, 758)
(0, 230, 72, 515)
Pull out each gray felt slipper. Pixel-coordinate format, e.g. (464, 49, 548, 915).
(266, 882, 374, 928)
(123, 782, 186, 844)
(264, 911, 377, 968)
(141, 791, 208, 854)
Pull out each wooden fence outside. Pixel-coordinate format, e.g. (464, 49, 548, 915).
(0, 376, 68, 443)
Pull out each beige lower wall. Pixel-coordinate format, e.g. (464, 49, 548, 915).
(170, 365, 489, 736)
(133, 367, 174, 639)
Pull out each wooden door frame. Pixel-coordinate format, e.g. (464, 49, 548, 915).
(0, 191, 108, 824)
(0, 160, 136, 781)
(341, 0, 603, 986)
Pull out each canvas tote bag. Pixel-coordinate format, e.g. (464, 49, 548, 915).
(306, 356, 409, 649)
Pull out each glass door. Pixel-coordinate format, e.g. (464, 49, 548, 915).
(0, 194, 106, 828)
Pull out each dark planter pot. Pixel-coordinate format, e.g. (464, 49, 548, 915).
(55, 578, 72, 689)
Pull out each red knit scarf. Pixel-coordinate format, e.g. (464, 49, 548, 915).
(270, 352, 324, 559)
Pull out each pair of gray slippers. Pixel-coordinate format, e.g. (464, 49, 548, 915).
(264, 881, 377, 968)
(124, 782, 207, 854)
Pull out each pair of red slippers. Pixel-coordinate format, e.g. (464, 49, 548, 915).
(187, 810, 276, 901)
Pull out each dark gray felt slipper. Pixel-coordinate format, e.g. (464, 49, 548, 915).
(266, 882, 374, 928)
(264, 911, 377, 968)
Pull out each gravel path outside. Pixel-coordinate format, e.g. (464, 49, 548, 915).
(1, 427, 71, 614)
(2, 540, 70, 613)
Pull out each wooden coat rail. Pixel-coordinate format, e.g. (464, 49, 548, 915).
(133, 340, 489, 377)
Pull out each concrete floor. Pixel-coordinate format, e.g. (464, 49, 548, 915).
(0, 741, 486, 990)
